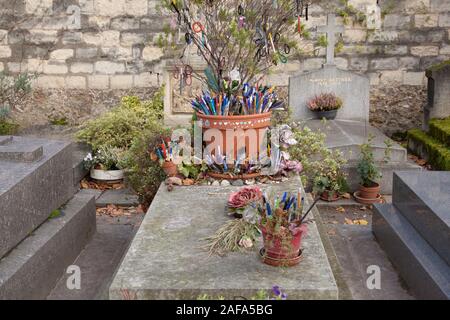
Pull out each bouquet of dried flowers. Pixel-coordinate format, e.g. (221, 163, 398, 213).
(307, 93, 343, 112)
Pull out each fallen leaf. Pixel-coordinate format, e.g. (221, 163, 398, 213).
(344, 218, 354, 225)
(353, 219, 369, 225)
(331, 220, 339, 224)
(336, 206, 346, 213)
(182, 178, 195, 186)
(360, 206, 367, 211)
(136, 204, 145, 214)
(342, 192, 351, 199)
(327, 229, 336, 235)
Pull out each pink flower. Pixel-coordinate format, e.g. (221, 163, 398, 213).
(228, 186, 263, 209)
(238, 237, 254, 248)
(280, 160, 303, 174)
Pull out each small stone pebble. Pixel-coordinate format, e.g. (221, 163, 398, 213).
(166, 176, 183, 186)
(211, 180, 220, 186)
(244, 179, 255, 185)
(231, 179, 244, 186)
(220, 180, 230, 186)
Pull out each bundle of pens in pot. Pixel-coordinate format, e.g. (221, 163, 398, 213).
(258, 189, 318, 267)
(191, 83, 285, 116)
(205, 148, 265, 180)
(150, 137, 178, 177)
(193, 82, 285, 179)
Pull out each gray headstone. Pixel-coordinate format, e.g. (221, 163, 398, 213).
(423, 62, 450, 131)
(289, 65, 370, 122)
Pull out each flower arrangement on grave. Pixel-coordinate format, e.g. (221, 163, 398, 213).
(312, 151, 348, 202)
(83, 146, 125, 182)
(307, 93, 343, 120)
(202, 186, 319, 266)
(355, 134, 382, 204)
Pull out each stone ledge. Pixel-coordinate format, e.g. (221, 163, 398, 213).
(0, 191, 96, 300)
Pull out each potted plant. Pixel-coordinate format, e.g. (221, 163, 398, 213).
(355, 136, 382, 204)
(307, 93, 343, 120)
(149, 136, 179, 177)
(84, 146, 125, 182)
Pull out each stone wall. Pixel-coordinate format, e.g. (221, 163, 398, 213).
(0, 0, 449, 133)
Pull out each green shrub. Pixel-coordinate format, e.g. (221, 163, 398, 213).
(76, 88, 164, 151)
(289, 126, 347, 190)
(0, 119, 19, 135)
(121, 125, 172, 205)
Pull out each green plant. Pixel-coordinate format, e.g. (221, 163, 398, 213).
(289, 126, 347, 189)
(178, 161, 207, 179)
(307, 93, 343, 112)
(76, 88, 164, 151)
(121, 126, 172, 205)
(83, 145, 125, 171)
(0, 72, 35, 134)
(49, 117, 68, 126)
(336, 0, 366, 26)
(357, 134, 382, 187)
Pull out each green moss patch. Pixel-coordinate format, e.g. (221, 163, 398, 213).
(429, 117, 450, 147)
(408, 129, 450, 170)
(0, 120, 19, 135)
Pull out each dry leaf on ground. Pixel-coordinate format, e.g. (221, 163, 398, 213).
(336, 206, 346, 213)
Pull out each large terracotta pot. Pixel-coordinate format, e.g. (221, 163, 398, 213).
(196, 112, 272, 178)
(260, 223, 307, 267)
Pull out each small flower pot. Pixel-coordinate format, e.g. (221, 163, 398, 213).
(90, 168, 124, 182)
(320, 190, 340, 202)
(354, 182, 381, 204)
(260, 223, 307, 267)
(313, 109, 338, 120)
(162, 161, 178, 177)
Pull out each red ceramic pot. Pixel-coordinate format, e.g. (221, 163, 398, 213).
(260, 223, 307, 266)
(359, 183, 380, 199)
(320, 190, 340, 202)
(162, 161, 177, 177)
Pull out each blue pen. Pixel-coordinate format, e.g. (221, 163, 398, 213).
(281, 192, 287, 204)
(266, 202, 272, 217)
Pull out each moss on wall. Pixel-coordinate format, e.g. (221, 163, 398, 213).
(408, 128, 450, 171)
(425, 60, 450, 77)
(429, 117, 450, 147)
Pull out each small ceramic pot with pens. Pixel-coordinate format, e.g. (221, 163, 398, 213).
(151, 137, 178, 177)
(162, 160, 178, 177)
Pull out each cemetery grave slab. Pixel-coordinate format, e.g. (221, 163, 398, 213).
(109, 178, 338, 300)
(0, 190, 96, 300)
(0, 136, 75, 258)
(0, 136, 13, 145)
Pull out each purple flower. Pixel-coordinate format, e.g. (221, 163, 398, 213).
(272, 286, 281, 296)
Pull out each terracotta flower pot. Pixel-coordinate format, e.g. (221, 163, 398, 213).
(260, 223, 307, 267)
(161, 161, 178, 177)
(354, 182, 381, 204)
(359, 183, 380, 199)
(196, 112, 272, 178)
(320, 190, 340, 202)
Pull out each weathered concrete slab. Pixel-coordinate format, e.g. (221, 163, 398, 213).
(373, 204, 450, 300)
(424, 62, 450, 130)
(109, 178, 338, 300)
(393, 171, 450, 265)
(0, 137, 44, 162)
(0, 190, 96, 300)
(304, 120, 421, 194)
(0, 136, 75, 258)
(96, 189, 140, 207)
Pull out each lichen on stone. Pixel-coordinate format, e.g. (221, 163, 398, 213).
(425, 59, 450, 77)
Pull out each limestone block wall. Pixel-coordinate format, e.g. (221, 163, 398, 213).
(0, 0, 448, 90)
